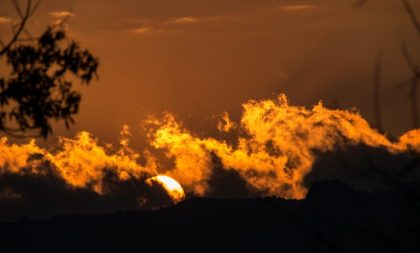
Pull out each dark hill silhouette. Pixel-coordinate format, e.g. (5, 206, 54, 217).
(0, 180, 418, 253)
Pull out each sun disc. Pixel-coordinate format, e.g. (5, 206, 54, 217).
(146, 175, 185, 203)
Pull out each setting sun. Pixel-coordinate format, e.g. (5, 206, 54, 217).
(0, 0, 419, 251)
(146, 175, 186, 203)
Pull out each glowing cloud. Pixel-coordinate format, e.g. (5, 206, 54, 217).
(170, 16, 200, 24)
(49, 11, 74, 19)
(129, 15, 226, 35)
(0, 127, 157, 195)
(131, 26, 153, 34)
(217, 112, 236, 133)
(274, 4, 318, 12)
(147, 94, 419, 199)
(0, 94, 418, 204)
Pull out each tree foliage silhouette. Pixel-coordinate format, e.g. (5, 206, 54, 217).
(0, 0, 99, 138)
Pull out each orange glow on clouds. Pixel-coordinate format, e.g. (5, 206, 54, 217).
(0, 94, 418, 203)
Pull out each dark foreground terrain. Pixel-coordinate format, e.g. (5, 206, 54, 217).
(0, 180, 419, 253)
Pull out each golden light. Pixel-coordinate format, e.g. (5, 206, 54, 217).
(146, 175, 186, 203)
(0, 94, 418, 201)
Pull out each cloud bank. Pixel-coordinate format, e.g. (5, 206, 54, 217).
(0, 93, 418, 220)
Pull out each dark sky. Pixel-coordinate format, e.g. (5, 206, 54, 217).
(1, 0, 419, 146)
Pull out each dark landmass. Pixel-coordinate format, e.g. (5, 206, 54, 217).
(0, 180, 419, 253)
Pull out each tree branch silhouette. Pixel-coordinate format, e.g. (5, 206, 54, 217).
(0, 0, 40, 56)
(0, 0, 99, 138)
(401, 0, 420, 36)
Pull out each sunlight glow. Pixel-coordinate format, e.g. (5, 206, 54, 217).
(0, 94, 418, 202)
(147, 175, 186, 203)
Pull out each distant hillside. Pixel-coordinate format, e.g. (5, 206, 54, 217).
(0, 180, 419, 253)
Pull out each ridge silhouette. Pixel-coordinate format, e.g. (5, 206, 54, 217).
(0, 180, 418, 253)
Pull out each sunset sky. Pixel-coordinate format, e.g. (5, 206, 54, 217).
(1, 0, 419, 147)
(0, 0, 420, 223)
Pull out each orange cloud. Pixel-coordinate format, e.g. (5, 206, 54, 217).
(49, 11, 74, 19)
(131, 26, 153, 34)
(129, 15, 226, 35)
(274, 4, 318, 12)
(217, 112, 236, 133)
(0, 94, 418, 202)
(170, 16, 200, 25)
